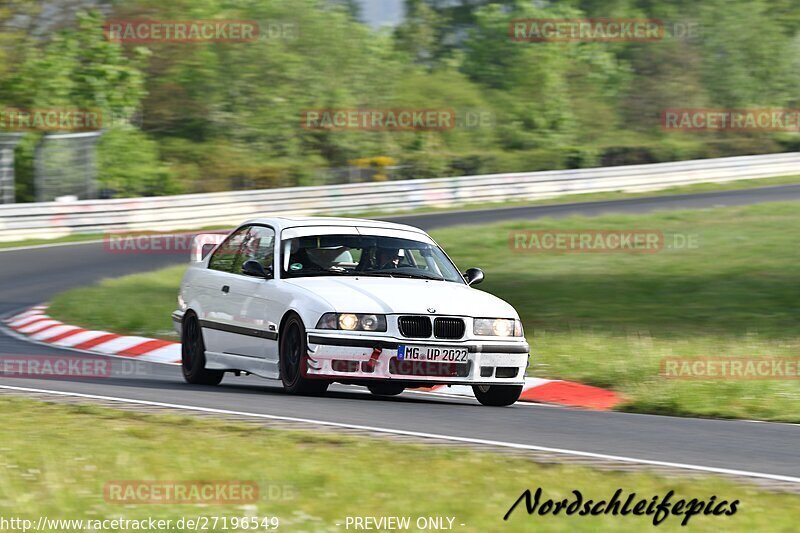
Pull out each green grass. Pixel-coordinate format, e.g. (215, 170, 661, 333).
(435, 202, 800, 421)
(0, 233, 106, 249)
(0, 396, 796, 532)
(3, 174, 799, 249)
(48, 265, 188, 341)
(48, 202, 800, 421)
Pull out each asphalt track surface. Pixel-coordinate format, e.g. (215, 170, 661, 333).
(2, 184, 800, 482)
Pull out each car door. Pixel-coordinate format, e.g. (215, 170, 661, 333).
(224, 225, 282, 366)
(199, 225, 252, 356)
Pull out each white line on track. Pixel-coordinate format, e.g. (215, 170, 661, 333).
(400, 387, 561, 407)
(0, 239, 106, 253)
(1, 383, 799, 485)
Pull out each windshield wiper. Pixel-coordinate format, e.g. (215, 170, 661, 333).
(359, 271, 445, 281)
(288, 270, 446, 281)
(285, 270, 351, 278)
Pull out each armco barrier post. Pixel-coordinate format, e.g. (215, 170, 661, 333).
(0, 133, 24, 204)
(34, 131, 103, 202)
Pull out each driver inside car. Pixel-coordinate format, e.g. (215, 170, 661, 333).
(376, 248, 404, 269)
(306, 247, 352, 271)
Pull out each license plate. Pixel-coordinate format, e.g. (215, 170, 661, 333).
(397, 345, 468, 363)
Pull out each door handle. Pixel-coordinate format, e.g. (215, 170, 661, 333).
(221, 285, 230, 294)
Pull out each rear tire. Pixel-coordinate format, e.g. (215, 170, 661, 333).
(182, 314, 224, 386)
(367, 383, 405, 396)
(472, 384, 522, 406)
(280, 314, 329, 396)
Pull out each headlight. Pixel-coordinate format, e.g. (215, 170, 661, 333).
(474, 318, 524, 337)
(338, 313, 359, 330)
(316, 313, 387, 332)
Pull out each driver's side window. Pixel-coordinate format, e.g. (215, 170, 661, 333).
(238, 226, 275, 272)
(208, 226, 250, 273)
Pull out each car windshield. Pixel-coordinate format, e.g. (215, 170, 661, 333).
(281, 234, 464, 283)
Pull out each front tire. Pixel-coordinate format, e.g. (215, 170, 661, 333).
(182, 314, 224, 386)
(472, 384, 522, 406)
(279, 314, 329, 396)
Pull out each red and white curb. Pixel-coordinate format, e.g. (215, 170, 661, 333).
(2, 305, 181, 365)
(3, 305, 624, 410)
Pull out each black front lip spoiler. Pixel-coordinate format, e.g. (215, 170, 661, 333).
(308, 335, 399, 350)
(307, 334, 529, 354)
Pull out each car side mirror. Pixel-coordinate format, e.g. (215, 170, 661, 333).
(464, 267, 484, 286)
(242, 260, 272, 279)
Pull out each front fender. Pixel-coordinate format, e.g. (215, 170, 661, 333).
(275, 281, 335, 333)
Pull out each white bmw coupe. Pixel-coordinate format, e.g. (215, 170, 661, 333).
(173, 217, 530, 406)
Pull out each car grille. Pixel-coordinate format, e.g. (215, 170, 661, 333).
(398, 316, 432, 338)
(433, 317, 465, 339)
(397, 316, 465, 339)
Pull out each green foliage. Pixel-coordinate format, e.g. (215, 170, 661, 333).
(11, 133, 37, 202)
(696, 0, 796, 108)
(97, 127, 177, 197)
(394, 2, 445, 66)
(2, 10, 148, 116)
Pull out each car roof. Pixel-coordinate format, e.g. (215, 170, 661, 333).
(241, 216, 428, 235)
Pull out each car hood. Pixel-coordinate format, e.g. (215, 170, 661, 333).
(284, 276, 518, 318)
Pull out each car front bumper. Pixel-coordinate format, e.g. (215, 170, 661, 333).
(172, 310, 184, 334)
(305, 332, 529, 385)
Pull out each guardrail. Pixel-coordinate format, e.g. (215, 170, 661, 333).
(1, 152, 798, 242)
